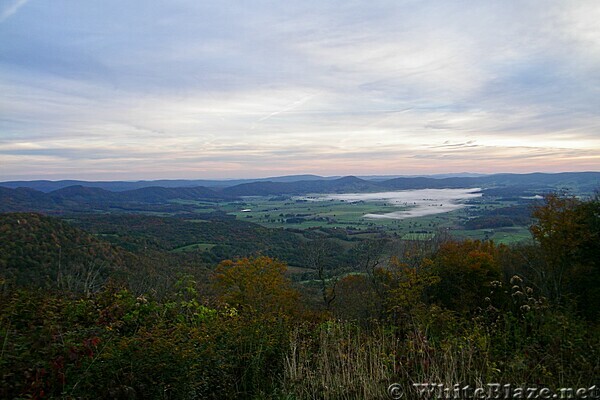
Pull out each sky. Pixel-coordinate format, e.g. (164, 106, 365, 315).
(1, 0, 600, 181)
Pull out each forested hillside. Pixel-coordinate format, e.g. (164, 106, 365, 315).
(1, 193, 599, 399)
(0, 213, 133, 288)
(70, 213, 312, 266)
(0, 185, 231, 213)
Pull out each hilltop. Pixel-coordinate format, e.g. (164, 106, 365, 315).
(1, 172, 599, 213)
(0, 213, 134, 287)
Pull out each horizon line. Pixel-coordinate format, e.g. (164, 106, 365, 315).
(2, 170, 600, 184)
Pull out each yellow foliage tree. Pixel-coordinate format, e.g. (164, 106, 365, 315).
(212, 256, 300, 317)
(431, 240, 502, 312)
(378, 257, 440, 325)
(530, 194, 588, 302)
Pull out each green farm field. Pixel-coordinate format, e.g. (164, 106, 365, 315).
(201, 192, 537, 244)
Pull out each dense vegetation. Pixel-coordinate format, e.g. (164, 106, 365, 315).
(0, 193, 599, 399)
(462, 205, 532, 230)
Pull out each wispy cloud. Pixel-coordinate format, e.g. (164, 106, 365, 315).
(0, 0, 29, 22)
(0, 0, 599, 180)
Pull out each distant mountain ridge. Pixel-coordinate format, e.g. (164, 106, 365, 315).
(1, 172, 598, 213)
(0, 173, 492, 192)
(221, 176, 382, 196)
(3, 172, 597, 194)
(0, 185, 232, 213)
(0, 174, 340, 193)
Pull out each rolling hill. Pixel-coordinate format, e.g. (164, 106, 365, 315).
(0, 185, 232, 213)
(0, 174, 340, 192)
(1, 172, 598, 214)
(0, 212, 134, 287)
(221, 176, 382, 196)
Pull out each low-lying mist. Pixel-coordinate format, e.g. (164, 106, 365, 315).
(296, 188, 482, 219)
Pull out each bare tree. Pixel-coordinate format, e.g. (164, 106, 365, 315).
(349, 238, 390, 318)
(303, 239, 337, 309)
(57, 261, 107, 297)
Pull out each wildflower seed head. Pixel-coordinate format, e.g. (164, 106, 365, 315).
(525, 287, 534, 295)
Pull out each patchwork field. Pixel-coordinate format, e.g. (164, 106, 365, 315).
(189, 189, 540, 244)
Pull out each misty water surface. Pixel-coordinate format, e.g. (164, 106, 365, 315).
(297, 188, 482, 219)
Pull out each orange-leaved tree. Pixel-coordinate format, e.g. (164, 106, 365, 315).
(376, 256, 441, 326)
(212, 256, 300, 317)
(430, 240, 502, 312)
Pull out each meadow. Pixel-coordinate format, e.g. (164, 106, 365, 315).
(208, 189, 536, 245)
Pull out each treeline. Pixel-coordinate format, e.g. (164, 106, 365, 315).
(0, 211, 365, 292)
(0, 185, 231, 213)
(71, 213, 309, 265)
(463, 204, 532, 230)
(0, 194, 599, 399)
